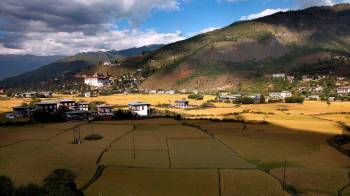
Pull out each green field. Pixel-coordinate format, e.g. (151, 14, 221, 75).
(0, 119, 349, 195)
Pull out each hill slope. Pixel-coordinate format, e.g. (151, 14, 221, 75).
(0, 55, 64, 80)
(0, 45, 163, 88)
(131, 4, 350, 91)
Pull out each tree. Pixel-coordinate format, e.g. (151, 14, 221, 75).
(0, 176, 15, 196)
(42, 169, 83, 196)
(260, 95, 266, 104)
(15, 183, 42, 196)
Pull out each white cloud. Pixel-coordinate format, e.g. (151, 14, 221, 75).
(187, 27, 220, 37)
(0, 0, 184, 55)
(0, 29, 185, 56)
(240, 8, 289, 21)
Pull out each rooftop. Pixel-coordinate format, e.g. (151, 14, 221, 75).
(128, 102, 150, 106)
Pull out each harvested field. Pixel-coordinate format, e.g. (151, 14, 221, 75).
(168, 138, 254, 169)
(271, 167, 350, 195)
(1, 118, 350, 195)
(221, 169, 288, 196)
(85, 168, 219, 196)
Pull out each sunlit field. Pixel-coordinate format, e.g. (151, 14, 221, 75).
(0, 118, 349, 195)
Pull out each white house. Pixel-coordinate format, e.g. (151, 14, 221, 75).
(269, 91, 292, 100)
(103, 61, 112, 66)
(273, 73, 286, 79)
(128, 102, 151, 116)
(96, 105, 114, 116)
(337, 86, 350, 94)
(174, 100, 189, 108)
(84, 74, 111, 88)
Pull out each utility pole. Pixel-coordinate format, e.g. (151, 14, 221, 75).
(283, 160, 287, 191)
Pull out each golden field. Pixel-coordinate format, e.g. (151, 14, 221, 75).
(1, 94, 350, 134)
(0, 118, 349, 195)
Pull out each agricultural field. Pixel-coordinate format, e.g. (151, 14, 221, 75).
(0, 118, 349, 196)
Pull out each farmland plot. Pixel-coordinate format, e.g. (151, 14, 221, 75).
(85, 167, 219, 196)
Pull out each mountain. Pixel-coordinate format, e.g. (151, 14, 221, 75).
(133, 4, 350, 91)
(0, 55, 64, 80)
(0, 45, 163, 88)
(3, 5, 350, 92)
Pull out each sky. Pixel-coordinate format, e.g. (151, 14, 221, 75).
(0, 0, 349, 56)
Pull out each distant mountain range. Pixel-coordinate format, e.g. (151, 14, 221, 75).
(0, 55, 64, 80)
(2, 4, 350, 91)
(0, 45, 163, 88)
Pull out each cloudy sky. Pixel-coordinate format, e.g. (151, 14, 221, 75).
(0, 0, 349, 56)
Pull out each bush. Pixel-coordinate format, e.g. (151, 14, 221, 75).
(188, 94, 204, 100)
(235, 97, 255, 104)
(285, 96, 305, 103)
(15, 183, 42, 196)
(84, 133, 103, 141)
(31, 111, 65, 123)
(113, 109, 136, 120)
(0, 176, 14, 196)
(42, 169, 83, 196)
(199, 102, 215, 109)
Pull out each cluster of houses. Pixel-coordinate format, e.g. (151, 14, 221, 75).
(6, 98, 193, 121)
(217, 91, 292, 103)
(7, 99, 153, 120)
(15, 92, 53, 98)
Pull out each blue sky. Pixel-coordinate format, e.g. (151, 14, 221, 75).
(137, 0, 294, 35)
(0, 0, 348, 55)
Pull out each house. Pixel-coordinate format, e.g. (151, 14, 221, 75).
(218, 94, 242, 103)
(337, 86, 350, 94)
(308, 95, 321, 101)
(21, 92, 38, 98)
(103, 61, 112, 66)
(12, 106, 33, 117)
(287, 76, 295, 82)
(269, 91, 292, 100)
(84, 73, 111, 88)
(65, 110, 91, 120)
(74, 102, 89, 111)
(248, 94, 262, 103)
(128, 102, 151, 116)
(165, 90, 176, 95)
(58, 100, 76, 110)
(39, 92, 53, 98)
(84, 92, 92, 97)
(96, 105, 114, 116)
(302, 75, 312, 82)
(273, 73, 286, 79)
(35, 101, 58, 112)
(174, 100, 189, 108)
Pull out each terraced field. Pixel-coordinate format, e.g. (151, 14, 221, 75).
(0, 118, 349, 195)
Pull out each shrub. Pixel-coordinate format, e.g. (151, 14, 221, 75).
(0, 176, 14, 196)
(285, 96, 305, 103)
(15, 183, 42, 196)
(84, 133, 103, 141)
(42, 169, 83, 196)
(188, 94, 204, 100)
(31, 111, 65, 123)
(199, 102, 215, 109)
(113, 109, 136, 120)
(235, 97, 255, 104)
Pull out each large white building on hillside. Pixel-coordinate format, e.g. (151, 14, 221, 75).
(84, 74, 111, 88)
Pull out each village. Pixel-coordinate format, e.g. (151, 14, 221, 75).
(3, 68, 350, 122)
